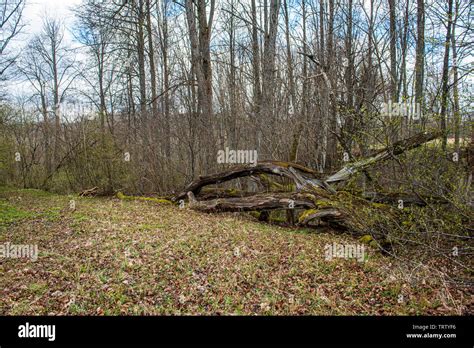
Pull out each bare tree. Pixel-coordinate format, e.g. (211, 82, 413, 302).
(185, 0, 215, 123)
(414, 0, 425, 119)
(260, 0, 280, 151)
(440, 0, 454, 151)
(388, 0, 397, 102)
(0, 0, 25, 85)
(20, 16, 75, 176)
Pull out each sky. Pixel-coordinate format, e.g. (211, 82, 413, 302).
(17, 0, 82, 47)
(7, 0, 83, 95)
(10, 0, 473, 104)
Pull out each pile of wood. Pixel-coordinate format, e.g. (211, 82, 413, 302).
(172, 131, 442, 235)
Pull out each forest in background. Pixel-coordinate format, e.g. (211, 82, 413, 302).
(0, 0, 472, 195)
(0, 0, 473, 315)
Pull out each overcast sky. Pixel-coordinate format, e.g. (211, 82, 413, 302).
(10, 0, 472, 99)
(17, 0, 82, 47)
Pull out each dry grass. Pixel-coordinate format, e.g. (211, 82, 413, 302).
(0, 187, 467, 315)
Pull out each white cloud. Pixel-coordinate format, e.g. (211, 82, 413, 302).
(21, 0, 83, 44)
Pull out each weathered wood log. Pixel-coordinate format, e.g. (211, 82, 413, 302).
(186, 190, 353, 229)
(298, 208, 346, 225)
(172, 131, 441, 237)
(79, 187, 99, 197)
(325, 130, 442, 184)
(173, 161, 333, 201)
(187, 191, 317, 212)
(174, 132, 441, 202)
(186, 190, 400, 235)
(196, 187, 248, 200)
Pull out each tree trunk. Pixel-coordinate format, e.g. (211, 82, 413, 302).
(388, 0, 398, 102)
(415, 0, 425, 127)
(261, 0, 280, 151)
(146, 0, 158, 121)
(251, 0, 262, 148)
(440, 0, 454, 151)
(451, 0, 460, 154)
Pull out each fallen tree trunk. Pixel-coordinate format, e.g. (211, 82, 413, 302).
(325, 131, 441, 184)
(172, 131, 442, 235)
(186, 190, 379, 233)
(173, 160, 333, 202)
(187, 191, 317, 212)
(298, 208, 347, 225)
(79, 187, 99, 197)
(174, 132, 441, 202)
(186, 191, 363, 231)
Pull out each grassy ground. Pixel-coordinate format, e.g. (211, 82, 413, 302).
(0, 187, 467, 315)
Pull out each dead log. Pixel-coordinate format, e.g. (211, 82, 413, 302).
(325, 131, 441, 184)
(186, 189, 400, 235)
(186, 190, 367, 231)
(197, 187, 248, 200)
(173, 161, 333, 201)
(79, 187, 99, 197)
(174, 132, 441, 202)
(172, 131, 441, 235)
(187, 191, 317, 212)
(298, 208, 346, 225)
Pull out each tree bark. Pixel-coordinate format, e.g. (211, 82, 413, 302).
(415, 0, 425, 126)
(173, 160, 331, 202)
(325, 131, 442, 184)
(451, 0, 460, 154)
(440, 0, 454, 151)
(388, 0, 398, 102)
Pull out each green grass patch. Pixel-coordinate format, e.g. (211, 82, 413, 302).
(0, 200, 36, 226)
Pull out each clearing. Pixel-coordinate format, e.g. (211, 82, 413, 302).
(0, 188, 467, 315)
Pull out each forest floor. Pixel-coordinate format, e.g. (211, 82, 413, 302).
(0, 187, 467, 315)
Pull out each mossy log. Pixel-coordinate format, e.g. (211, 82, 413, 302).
(325, 130, 441, 184)
(298, 208, 346, 225)
(173, 131, 441, 232)
(172, 160, 335, 202)
(186, 191, 379, 233)
(187, 191, 317, 212)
